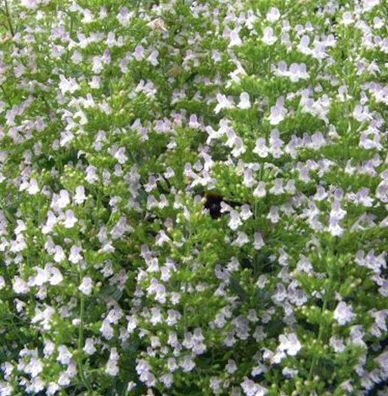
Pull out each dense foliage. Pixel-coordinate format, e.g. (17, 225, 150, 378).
(0, 0, 387, 395)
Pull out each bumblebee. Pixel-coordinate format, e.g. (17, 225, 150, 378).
(203, 191, 241, 219)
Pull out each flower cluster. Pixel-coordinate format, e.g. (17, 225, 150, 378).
(0, 0, 387, 395)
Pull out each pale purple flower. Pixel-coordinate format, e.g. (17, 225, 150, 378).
(79, 277, 93, 295)
(253, 138, 269, 158)
(262, 27, 277, 45)
(63, 210, 78, 228)
(229, 28, 242, 47)
(278, 333, 302, 356)
(266, 7, 280, 23)
(237, 92, 251, 109)
(334, 301, 355, 325)
(253, 232, 265, 250)
(214, 94, 234, 113)
(59, 75, 80, 95)
(268, 98, 287, 125)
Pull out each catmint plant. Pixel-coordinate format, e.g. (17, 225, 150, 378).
(0, 0, 387, 395)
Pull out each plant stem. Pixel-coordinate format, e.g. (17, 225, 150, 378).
(303, 261, 333, 396)
(3, 0, 14, 36)
(78, 293, 93, 393)
(304, 297, 327, 394)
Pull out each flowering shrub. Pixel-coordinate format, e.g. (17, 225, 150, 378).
(0, 0, 387, 395)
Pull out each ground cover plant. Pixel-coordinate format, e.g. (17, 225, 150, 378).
(0, 0, 387, 395)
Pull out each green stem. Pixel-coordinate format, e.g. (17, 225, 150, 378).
(303, 262, 333, 396)
(3, 0, 14, 36)
(305, 298, 327, 392)
(78, 293, 93, 393)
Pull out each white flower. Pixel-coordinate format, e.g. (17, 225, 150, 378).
(42, 211, 57, 234)
(253, 182, 266, 198)
(127, 315, 137, 334)
(79, 276, 93, 295)
(341, 11, 353, 25)
(288, 63, 309, 82)
(31, 266, 50, 286)
(53, 245, 65, 263)
(334, 301, 355, 325)
(63, 210, 78, 228)
(155, 230, 171, 246)
(278, 333, 302, 356)
(228, 210, 242, 230)
(240, 205, 253, 220)
(59, 75, 80, 95)
(12, 276, 29, 294)
(74, 186, 86, 204)
(83, 338, 96, 355)
(100, 319, 114, 340)
(268, 98, 287, 125)
(329, 336, 345, 352)
(20, 0, 42, 9)
(237, 92, 251, 109)
(266, 7, 280, 23)
(27, 179, 39, 195)
(229, 28, 242, 47)
(297, 35, 311, 55)
(49, 267, 63, 285)
(31, 306, 55, 331)
(362, 0, 380, 12)
(214, 94, 234, 113)
(57, 190, 70, 209)
(24, 357, 43, 378)
(243, 168, 254, 187)
(179, 355, 195, 372)
(226, 359, 237, 374)
(111, 216, 131, 240)
(253, 138, 269, 158)
(253, 232, 265, 250)
(69, 245, 83, 264)
(114, 147, 128, 164)
(232, 231, 249, 247)
(127, 382, 136, 392)
(241, 377, 268, 396)
(0, 276, 5, 290)
(150, 307, 163, 325)
(262, 27, 277, 45)
(133, 45, 145, 61)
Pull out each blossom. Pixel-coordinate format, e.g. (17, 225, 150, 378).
(278, 333, 302, 356)
(253, 138, 269, 158)
(229, 28, 242, 47)
(253, 181, 267, 198)
(69, 246, 83, 264)
(266, 7, 280, 23)
(334, 301, 355, 325)
(27, 179, 40, 195)
(253, 232, 265, 250)
(49, 267, 63, 285)
(12, 277, 29, 294)
(237, 92, 251, 109)
(262, 27, 277, 45)
(113, 147, 128, 164)
(59, 75, 80, 95)
(214, 94, 234, 113)
(63, 210, 78, 228)
(105, 348, 119, 376)
(241, 377, 268, 396)
(74, 186, 86, 204)
(79, 276, 93, 295)
(268, 97, 287, 125)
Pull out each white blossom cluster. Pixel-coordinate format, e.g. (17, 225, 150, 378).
(0, 0, 387, 395)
